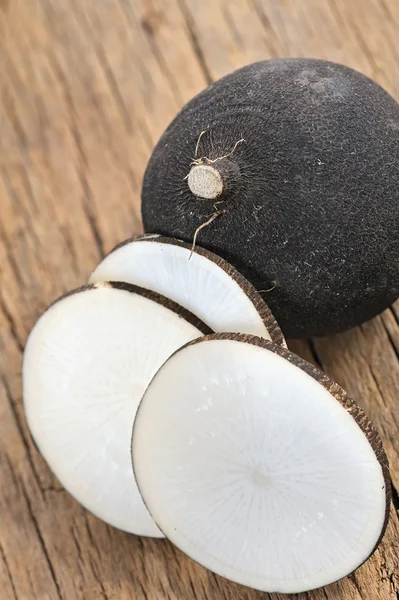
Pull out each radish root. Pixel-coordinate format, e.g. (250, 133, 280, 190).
(195, 130, 207, 158)
(189, 210, 226, 259)
(259, 282, 277, 293)
(184, 133, 245, 181)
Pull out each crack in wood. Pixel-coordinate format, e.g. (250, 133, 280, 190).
(138, 581, 150, 600)
(391, 483, 399, 517)
(59, 224, 81, 279)
(0, 178, 29, 291)
(378, 543, 399, 598)
(2, 81, 29, 150)
(388, 306, 399, 333)
(0, 542, 18, 600)
(82, 513, 98, 555)
(81, 202, 105, 260)
(247, 0, 279, 57)
(135, 536, 151, 583)
(307, 337, 323, 369)
(83, 532, 111, 600)
(98, 581, 110, 600)
(70, 0, 134, 135)
(368, 365, 390, 411)
(42, 485, 65, 494)
(139, 0, 184, 106)
(221, 5, 244, 50)
(176, 0, 213, 85)
(0, 294, 24, 353)
(46, 53, 105, 260)
(0, 376, 47, 499)
(348, 573, 365, 600)
(2, 453, 63, 600)
(348, 17, 380, 75)
(381, 313, 399, 362)
(187, 576, 197, 599)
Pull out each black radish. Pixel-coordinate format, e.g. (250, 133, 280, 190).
(142, 58, 399, 338)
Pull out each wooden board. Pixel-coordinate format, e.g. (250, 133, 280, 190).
(0, 0, 398, 598)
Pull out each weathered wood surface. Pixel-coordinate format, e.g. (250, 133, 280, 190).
(0, 0, 398, 598)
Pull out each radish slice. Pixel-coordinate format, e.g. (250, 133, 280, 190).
(23, 282, 209, 537)
(89, 235, 285, 345)
(132, 333, 390, 592)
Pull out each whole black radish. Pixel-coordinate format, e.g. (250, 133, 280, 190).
(142, 58, 399, 338)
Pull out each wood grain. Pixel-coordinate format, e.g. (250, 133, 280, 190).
(0, 0, 398, 598)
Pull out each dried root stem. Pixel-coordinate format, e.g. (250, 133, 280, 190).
(259, 282, 277, 293)
(189, 210, 226, 259)
(183, 132, 245, 180)
(204, 138, 245, 164)
(195, 130, 207, 158)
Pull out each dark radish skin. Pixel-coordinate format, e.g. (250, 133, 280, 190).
(142, 58, 399, 338)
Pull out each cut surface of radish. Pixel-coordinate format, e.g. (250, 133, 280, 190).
(23, 282, 209, 537)
(89, 235, 285, 345)
(132, 334, 390, 592)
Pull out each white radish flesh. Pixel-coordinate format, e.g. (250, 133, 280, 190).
(132, 334, 389, 592)
(89, 236, 285, 345)
(23, 282, 208, 537)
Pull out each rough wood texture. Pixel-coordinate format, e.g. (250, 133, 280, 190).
(0, 0, 398, 598)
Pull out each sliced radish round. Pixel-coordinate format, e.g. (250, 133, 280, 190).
(23, 282, 209, 537)
(132, 333, 390, 592)
(89, 235, 285, 345)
